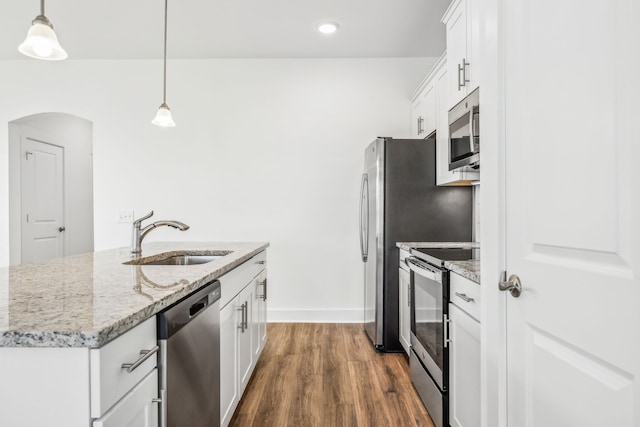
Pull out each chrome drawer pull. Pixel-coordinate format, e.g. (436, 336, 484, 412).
(455, 292, 475, 303)
(122, 345, 159, 373)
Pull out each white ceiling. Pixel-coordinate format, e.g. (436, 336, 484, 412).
(0, 0, 451, 60)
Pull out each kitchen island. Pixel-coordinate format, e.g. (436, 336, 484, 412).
(0, 241, 269, 427)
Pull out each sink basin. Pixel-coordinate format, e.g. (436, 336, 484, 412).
(142, 255, 221, 265)
(124, 250, 232, 266)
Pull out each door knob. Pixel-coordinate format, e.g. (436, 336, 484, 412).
(58, 226, 66, 232)
(499, 274, 522, 298)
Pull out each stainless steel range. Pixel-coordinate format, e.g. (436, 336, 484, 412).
(406, 246, 479, 427)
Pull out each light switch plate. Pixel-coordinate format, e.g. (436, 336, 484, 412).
(117, 210, 134, 223)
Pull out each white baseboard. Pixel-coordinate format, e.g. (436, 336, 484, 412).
(267, 308, 363, 323)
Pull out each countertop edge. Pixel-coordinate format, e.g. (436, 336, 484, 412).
(0, 242, 269, 349)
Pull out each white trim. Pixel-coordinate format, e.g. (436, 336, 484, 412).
(267, 308, 363, 323)
(479, 0, 508, 426)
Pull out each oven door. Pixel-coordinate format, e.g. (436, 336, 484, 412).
(407, 256, 448, 391)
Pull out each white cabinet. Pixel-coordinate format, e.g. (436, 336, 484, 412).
(90, 316, 158, 418)
(398, 249, 411, 356)
(411, 54, 479, 186)
(411, 76, 437, 138)
(253, 269, 267, 359)
(448, 273, 480, 427)
(93, 370, 159, 427)
(0, 317, 160, 427)
(442, 0, 480, 109)
(219, 251, 267, 427)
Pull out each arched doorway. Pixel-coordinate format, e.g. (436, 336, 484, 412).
(8, 113, 93, 264)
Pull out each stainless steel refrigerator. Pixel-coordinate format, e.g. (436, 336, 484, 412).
(359, 137, 472, 352)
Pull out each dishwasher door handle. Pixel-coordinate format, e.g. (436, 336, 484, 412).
(122, 345, 159, 373)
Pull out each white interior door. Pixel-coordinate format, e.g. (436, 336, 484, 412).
(21, 137, 65, 263)
(504, 1, 640, 426)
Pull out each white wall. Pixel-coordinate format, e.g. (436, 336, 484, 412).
(0, 57, 435, 321)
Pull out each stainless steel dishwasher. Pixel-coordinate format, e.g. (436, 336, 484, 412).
(158, 280, 221, 427)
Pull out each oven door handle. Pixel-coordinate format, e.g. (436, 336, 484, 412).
(405, 257, 442, 282)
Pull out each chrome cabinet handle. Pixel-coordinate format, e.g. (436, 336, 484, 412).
(121, 345, 159, 373)
(258, 279, 267, 301)
(458, 62, 464, 90)
(417, 116, 424, 135)
(244, 301, 248, 330)
(256, 260, 266, 265)
(237, 304, 246, 332)
(462, 58, 470, 86)
(499, 274, 522, 298)
(455, 292, 475, 303)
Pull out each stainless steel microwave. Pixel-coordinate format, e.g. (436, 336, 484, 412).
(448, 88, 479, 171)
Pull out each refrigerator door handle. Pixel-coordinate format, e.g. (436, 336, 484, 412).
(359, 173, 369, 262)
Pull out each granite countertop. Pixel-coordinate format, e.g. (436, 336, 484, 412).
(0, 242, 268, 348)
(396, 241, 480, 284)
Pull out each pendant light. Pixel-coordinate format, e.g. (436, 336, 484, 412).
(152, 0, 176, 127)
(18, 0, 68, 60)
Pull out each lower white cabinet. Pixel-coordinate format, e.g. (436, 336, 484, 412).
(398, 249, 411, 355)
(448, 273, 481, 427)
(0, 316, 160, 427)
(93, 369, 159, 427)
(220, 251, 268, 427)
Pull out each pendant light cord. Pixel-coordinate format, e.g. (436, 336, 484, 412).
(41, 0, 45, 16)
(163, 0, 168, 105)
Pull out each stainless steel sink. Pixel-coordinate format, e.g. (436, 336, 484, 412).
(124, 251, 232, 266)
(142, 255, 221, 265)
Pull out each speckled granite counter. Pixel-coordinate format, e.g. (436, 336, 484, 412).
(396, 241, 480, 284)
(0, 242, 268, 348)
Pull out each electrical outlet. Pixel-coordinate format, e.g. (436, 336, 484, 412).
(117, 210, 134, 223)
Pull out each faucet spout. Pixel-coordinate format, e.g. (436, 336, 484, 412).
(131, 212, 190, 255)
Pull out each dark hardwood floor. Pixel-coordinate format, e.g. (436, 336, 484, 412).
(229, 323, 435, 427)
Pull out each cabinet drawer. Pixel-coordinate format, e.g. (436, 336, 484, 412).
(219, 251, 266, 309)
(93, 369, 159, 427)
(90, 316, 158, 417)
(449, 272, 480, 321)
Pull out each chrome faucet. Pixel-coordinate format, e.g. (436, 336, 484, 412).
(131, 211, 190, 255)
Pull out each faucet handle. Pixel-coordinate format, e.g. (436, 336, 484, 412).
(133, 210, 154, 226)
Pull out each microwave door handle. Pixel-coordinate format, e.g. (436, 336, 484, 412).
(468, 109, 475, 153)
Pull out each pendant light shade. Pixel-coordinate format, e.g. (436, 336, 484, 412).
(152, 0, 175, 127)
(18, 1, 67, 61)
(152, 103, 176, 127)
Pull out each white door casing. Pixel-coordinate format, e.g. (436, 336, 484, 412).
(21, 137, 65, 264)
(504, 1, 640, 426)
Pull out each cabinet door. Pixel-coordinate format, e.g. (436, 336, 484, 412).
(466, 0, 480, 91)
(448, 303, 480, 427)
(398, 267, 411, 355)
(220, 298, 240, 427)
(411, 81, 437, 138)
(445, 0, 468, 108)
(238, 284, 254, 395)
(253, 270, 267, 359)
(93, 369, 159, 427)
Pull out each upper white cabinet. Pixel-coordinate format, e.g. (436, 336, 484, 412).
(442, 0, 480, 109)
(411, 79, 437, 138)
(412, 54, 478, 185)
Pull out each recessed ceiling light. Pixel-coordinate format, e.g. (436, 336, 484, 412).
(317, 22, 339, 34)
